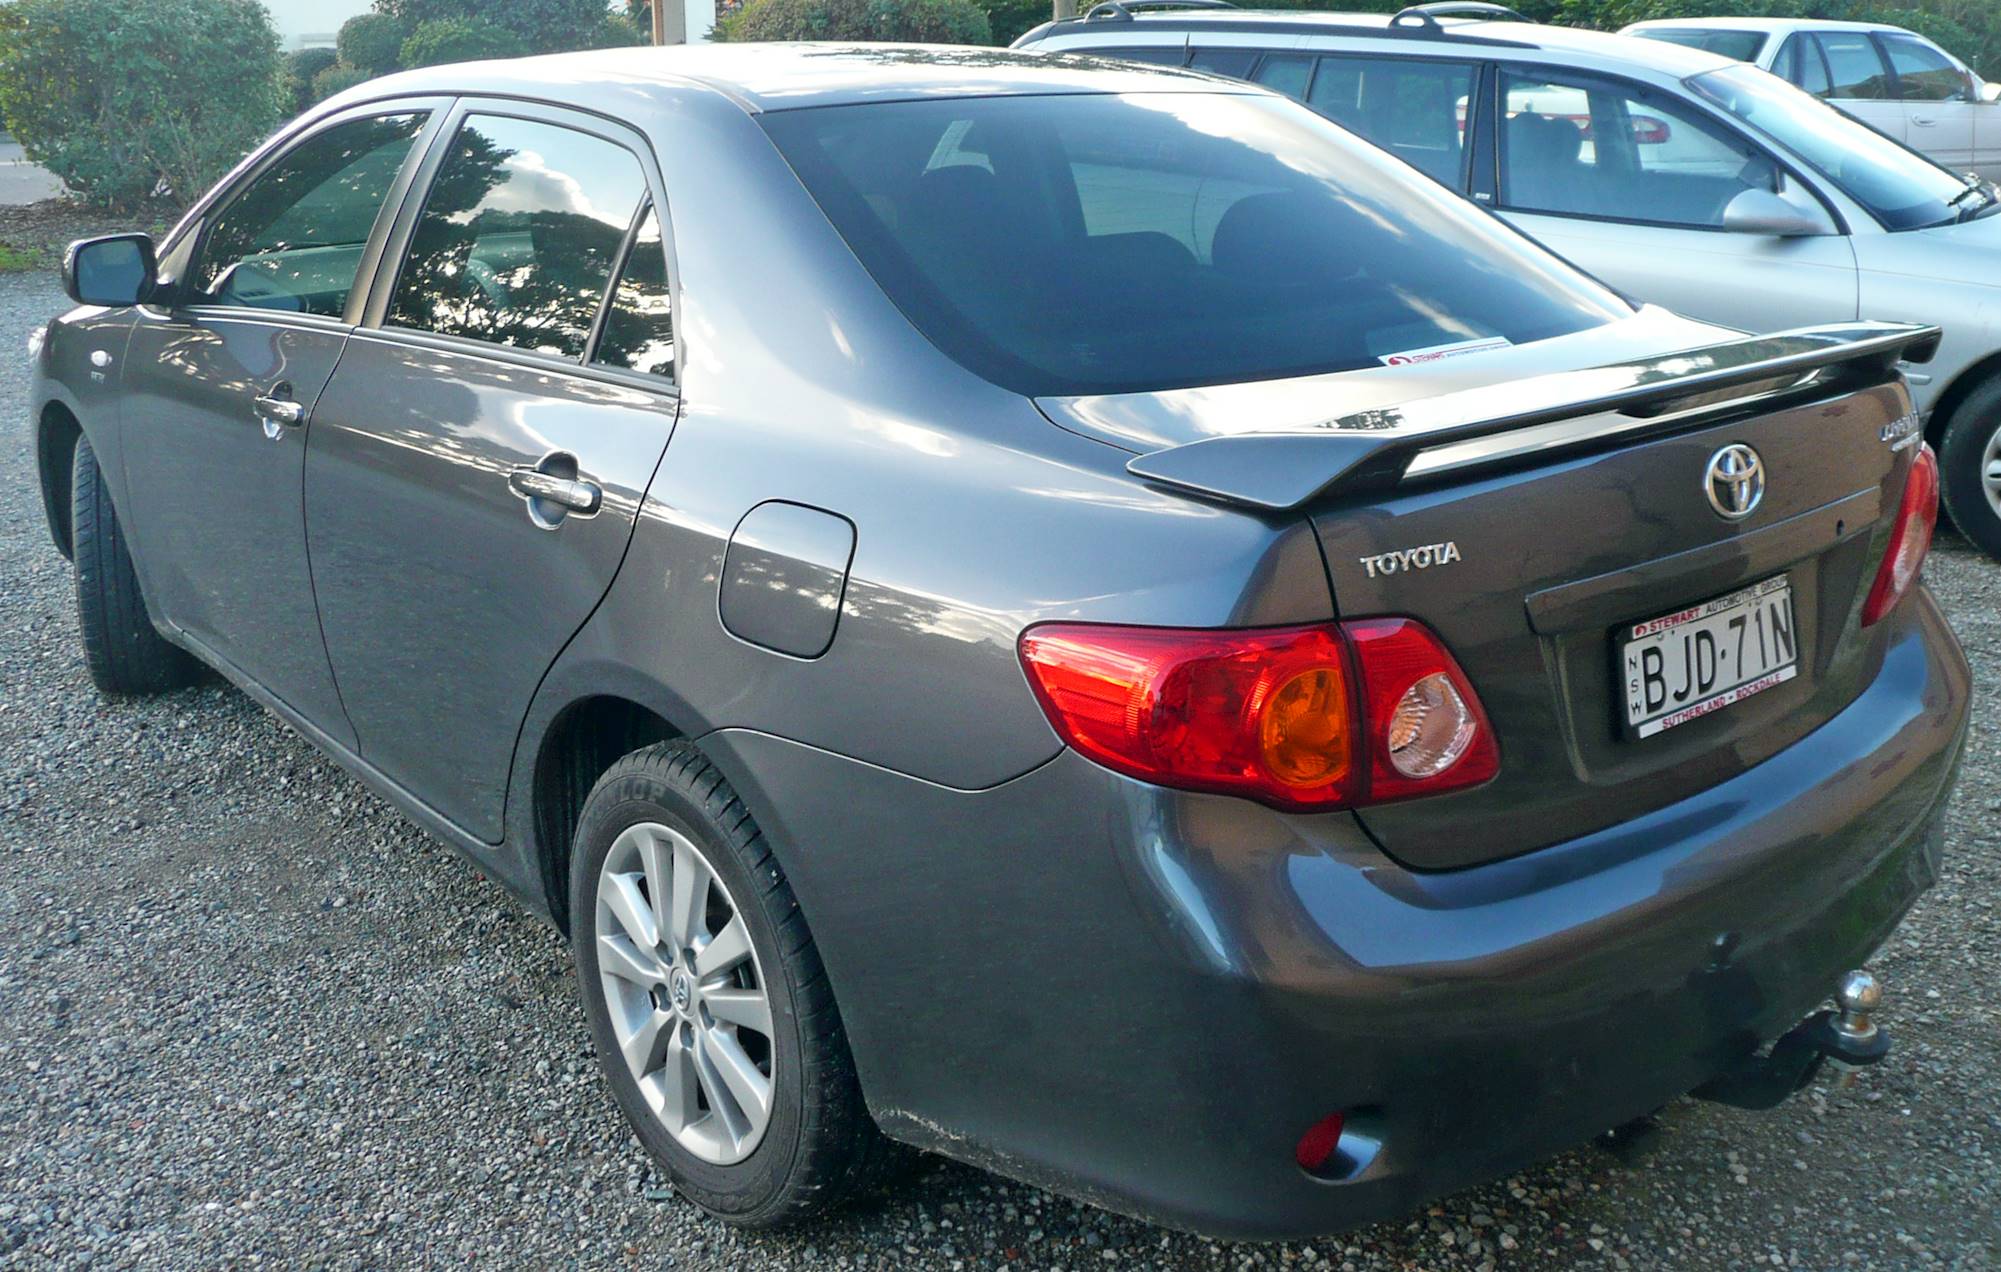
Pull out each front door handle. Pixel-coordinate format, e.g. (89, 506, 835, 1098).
(508, 453, 602, 529)
(1911, 115, 1939, 127)
(253, 391, 305, 440)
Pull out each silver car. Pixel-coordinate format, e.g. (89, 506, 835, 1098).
(1018, 5, 2001, 558)
(1622, 16, 2001, 180)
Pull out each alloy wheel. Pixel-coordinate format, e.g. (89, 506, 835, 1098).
(595, 821, 775, 1164)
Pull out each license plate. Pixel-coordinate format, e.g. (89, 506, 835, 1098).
(1620, 576, 1798, 739)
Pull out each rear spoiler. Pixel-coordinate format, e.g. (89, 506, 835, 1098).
(1125, 321, 1940, 511)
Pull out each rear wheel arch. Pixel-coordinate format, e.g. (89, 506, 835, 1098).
(529, 693, 684, 933)
(37, 402, 84, 559)
(1923, 349, 2001, 451)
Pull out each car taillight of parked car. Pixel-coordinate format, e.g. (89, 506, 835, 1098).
(1861, 445, 1940, 628)
(1018, 617, 1497, 810)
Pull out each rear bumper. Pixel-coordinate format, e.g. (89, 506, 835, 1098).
(702, 586, 1968, 1240)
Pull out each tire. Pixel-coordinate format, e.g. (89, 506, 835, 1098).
(70, 434, 197, 695)
(1938, 377, 2001, 561)
(570, 741, 893, 1227)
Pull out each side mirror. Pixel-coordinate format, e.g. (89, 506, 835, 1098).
(62, 234, 157, 307)
(1722, 187, 1836, 238)
(1983, 81, 2001, 104)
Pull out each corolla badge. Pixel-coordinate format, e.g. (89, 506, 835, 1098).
(1704, 444, 1765, 521)
(1879, 412, 1922, 451)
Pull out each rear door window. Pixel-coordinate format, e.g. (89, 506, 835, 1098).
(1500, 70, 1776, 228)
(1186, 46, 1260, 79)
(1251, 54, 1314, 98)
(591, 203, 675, 381)
(1305, 56, 1475, 186)
(386, 113, 649, 360)
(1815, 32, 1893, 100)
(191, 113, 426, 317)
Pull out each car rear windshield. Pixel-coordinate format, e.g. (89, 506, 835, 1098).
(1689, 64, 1977, 231)
(1632, 28, 1769, 62)
(761, 92, 1631, 397)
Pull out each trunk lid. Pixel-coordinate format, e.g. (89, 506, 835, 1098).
(1041, 317, 1938, 869)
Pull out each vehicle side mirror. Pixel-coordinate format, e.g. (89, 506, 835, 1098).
(1721, 188, 1835, 238)
(62, 234, 157, 307)
(1983, 81, 2001, 104)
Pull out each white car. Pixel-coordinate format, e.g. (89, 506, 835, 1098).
(1017, 3, 2001, 556)
(1622, 17, 2001, 180)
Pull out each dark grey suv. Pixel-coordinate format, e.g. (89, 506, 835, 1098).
(30, 44, 1969, 1239)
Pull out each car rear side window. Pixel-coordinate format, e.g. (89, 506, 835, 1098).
(1815, 32, 1893, 100)
(1500, 70, 1775, 229)
(1881, 33, 1972, 102)
(1251, 54, 1314, 99)
(1305, 57, 1474, 187)
(762, 92, 1628, 397)
(1631, 29, 1767, 62)
(191, 113, 426, 317)
(1186, 47, 1259, 78)
(386, 114, 649, 360)
(592, 203, 674, 381)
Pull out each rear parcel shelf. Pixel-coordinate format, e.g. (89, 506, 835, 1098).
(1121, 322, 1942, 511)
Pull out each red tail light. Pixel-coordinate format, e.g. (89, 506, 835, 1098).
(1861, 445, 1939, 628)
(1018, 618, 1496, 811)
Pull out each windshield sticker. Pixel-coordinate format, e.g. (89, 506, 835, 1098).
(1379, 336, 1513, 368)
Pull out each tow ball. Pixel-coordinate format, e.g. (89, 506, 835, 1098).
(1694, 970, 1892, 1111)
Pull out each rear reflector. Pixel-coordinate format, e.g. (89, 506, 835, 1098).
(1861, 445, 1938, 628)
(1019, 618, 1496, 810)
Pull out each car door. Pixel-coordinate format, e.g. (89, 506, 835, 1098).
(303, 102, 680, 843)
(1486, 66, 1859, 334)
(121, 104, 445, 746)
(1879, 31, 1980, 174)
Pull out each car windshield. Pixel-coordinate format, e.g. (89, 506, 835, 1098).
(1688, 64, 1974, 231)
(1634, 28, 1768, 62)
(762, 92, 1630, 397)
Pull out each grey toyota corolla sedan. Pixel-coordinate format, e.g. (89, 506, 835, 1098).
(30, 44, 1969, 1239)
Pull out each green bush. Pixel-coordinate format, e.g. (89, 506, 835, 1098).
(285, 46, 340, 113)
(311, 62, 377, 101)
(719, 0, 992, 43)
(399, 15, 531, 66)
(339, 11, 412, 73)
(0, 0, 285, 207)
(376, 0, 616, 54)
(585, 11, 649, 47)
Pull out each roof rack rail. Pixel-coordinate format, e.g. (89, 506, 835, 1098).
(1083, 0, 1237, 22)
(1389, 1, 1529, 31)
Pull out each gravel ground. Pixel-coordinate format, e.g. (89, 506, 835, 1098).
(2, 268, 1997, 1270)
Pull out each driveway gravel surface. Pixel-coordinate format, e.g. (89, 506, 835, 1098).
(2, 270, 1997, 1270)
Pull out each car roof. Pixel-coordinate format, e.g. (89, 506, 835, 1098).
(1031, 12, 1738, 78)
(343, 42, 1239, 114)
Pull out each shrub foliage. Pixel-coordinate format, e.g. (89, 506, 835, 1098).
(338, 11, 412, 74)
(0, 0, 285, 207)
(399, 15, 531, 66)
(719, 0, 992, 43)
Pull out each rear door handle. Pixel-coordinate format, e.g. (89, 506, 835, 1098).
(1911, 116, 1939, 127)
(508, 469, 601, 512)
(508, 455, 602, 529)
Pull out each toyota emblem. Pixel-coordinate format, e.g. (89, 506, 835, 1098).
(1704, 444, 1765, 521)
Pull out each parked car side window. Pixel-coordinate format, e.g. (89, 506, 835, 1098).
(386, 114, 649, 360)
(1880, 33, 1973, 102)
(1631, 29, 1767, 62)
(1815, 32, 1892, 100)
(1500, 71, 1776, 228)
(1775, 33, 1833, 98)
(1186, 47, 1259, 78)
(1304, 57, 1474, 186)
(592, 203, 674, 380)
(190, 113, 426, 317)
(1251, 54, 1314, 99)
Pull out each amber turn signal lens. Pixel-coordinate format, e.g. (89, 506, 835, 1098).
(1259, 666, 1352, 787)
